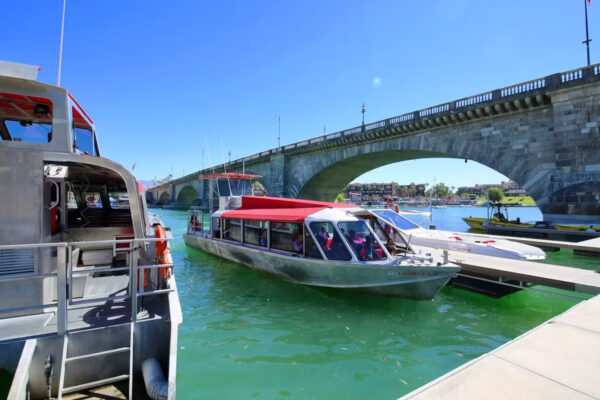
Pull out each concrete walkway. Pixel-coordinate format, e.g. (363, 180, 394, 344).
(397, 295, 600, 400)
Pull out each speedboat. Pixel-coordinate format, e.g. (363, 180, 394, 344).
(363, 209, 546, 260)
(183, 173, 460, 300)
(0, 61, 181, 399)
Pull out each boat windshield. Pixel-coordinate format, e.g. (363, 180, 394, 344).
(337, 220, 387, 261)
(371, 209, 419, 230)
(217, 179, 253, 197)
(309, 222, 352, 261)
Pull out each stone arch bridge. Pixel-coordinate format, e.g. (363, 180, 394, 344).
(147, 64, 600, 222)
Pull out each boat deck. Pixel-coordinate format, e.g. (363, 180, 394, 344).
(397, 294, 600, 400)
(0, 294, 166, 343)
(448, 251, 600, 295)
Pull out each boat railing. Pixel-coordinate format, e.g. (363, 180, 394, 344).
(187, 209, 205, 234)
(0, 237, 174, 338)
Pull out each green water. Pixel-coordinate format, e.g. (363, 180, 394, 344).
(161, 208, 599, 399)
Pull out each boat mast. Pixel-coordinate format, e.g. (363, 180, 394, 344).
(57, 0, 67, 86)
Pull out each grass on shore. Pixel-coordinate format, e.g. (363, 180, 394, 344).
(475, 196, 536, 205)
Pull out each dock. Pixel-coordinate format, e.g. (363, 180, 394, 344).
(397, 294, 600, 400)
(508, 236, 600, 255)
(447, 251, 600, 295)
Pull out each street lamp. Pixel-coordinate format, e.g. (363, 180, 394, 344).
(361, 103, 366, 126)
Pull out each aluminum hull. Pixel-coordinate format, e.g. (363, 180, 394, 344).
(184, 234, 459, 300)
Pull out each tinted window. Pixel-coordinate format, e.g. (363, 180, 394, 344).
(222, 219, 241, 242)
(244, 220, 268, 246)
(304, 227, 322, 259)
(271, 222, 301, 253)
(83, 192, 102, 208)
(338, 221, 387, 261)
(67, 191, 78, 209)
(109, 192, 130, 209)
(74, 128, 96, 155)
(4, 120, 52, 143)
(309, 222, 352, 261)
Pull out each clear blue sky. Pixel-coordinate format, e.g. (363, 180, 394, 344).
(3, 1, 598, 188)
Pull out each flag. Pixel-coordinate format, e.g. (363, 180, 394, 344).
(323, 124, 326, 134)
(132, 163, 136, 171)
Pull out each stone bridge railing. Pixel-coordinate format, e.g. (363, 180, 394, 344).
(150, 63, 600, 190)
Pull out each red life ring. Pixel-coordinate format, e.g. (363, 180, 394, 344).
(154, 225, 171, 279)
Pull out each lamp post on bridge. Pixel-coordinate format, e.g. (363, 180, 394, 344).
(361, 103, 366, 131)
(583, 0, 592, 66)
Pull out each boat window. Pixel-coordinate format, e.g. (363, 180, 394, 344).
(304, 227, 323, 259)
(309, 222, 352, 261)
(73, 127, 96, 155)
(244, 220, 268, 246)
(67, 190, 78, 209)
(109, 192, 130, 209)
(371, 209, 419, 230)
(270, 222, 301, 253)
(83, 192, 103, 208)
(71, 106, 96, 155)
(0, 95, 53, 143)
(3, 120, 52, 143)
(338, 221, 387, 261)
(223, 219, 241, 242)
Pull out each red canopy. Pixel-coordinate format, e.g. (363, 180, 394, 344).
(220, 196, 352, 222)
(221, 207, 325, 222)
(240, 196, 353, 209)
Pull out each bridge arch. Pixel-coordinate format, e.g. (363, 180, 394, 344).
(289, 130, 534, 204)
(158, 191, 171, 205)
(176, 185, 199, 207)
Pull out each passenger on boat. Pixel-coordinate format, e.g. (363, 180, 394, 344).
(292, 229, 303, 253)
(347, 230, 365, 259)
(317, 227, 330, 244)
(259, 230, 267, 246)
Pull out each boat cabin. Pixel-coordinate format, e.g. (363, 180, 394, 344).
(189, 195, 400, 263)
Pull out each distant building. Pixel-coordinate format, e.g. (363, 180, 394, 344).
(344, 182, 427, 202)
(457, 180, 528, 197)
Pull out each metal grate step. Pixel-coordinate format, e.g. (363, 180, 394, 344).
(61, 374, 129, 395)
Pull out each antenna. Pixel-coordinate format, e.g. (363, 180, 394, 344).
(278, 114, 281, 148)
(57, 0, 67, 86)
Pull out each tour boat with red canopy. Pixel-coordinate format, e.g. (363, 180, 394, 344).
(184, 173, 460, 300)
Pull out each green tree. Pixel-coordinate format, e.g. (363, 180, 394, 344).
(252, 181, 265, 190)
(433, 183, 450, 198)
(487, 187, 504, 203)
(335, 193, 345, 203)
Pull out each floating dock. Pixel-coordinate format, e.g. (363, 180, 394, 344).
(489, 235, 600, 256)
(397, 294, 600, 400)
(448, 251, 600, 295)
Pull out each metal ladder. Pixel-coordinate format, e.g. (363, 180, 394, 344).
(57, 322, 135, 399)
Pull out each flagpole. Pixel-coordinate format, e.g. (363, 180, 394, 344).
(584, 0, 591, 66)
(278, 114, 281, 148)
